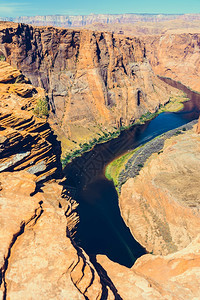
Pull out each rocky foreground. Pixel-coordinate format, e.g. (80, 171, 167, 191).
(1, 123, 200, 299)
(1, 124, 200, 299)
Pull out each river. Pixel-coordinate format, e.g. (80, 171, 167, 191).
(63, 78, 200, 267)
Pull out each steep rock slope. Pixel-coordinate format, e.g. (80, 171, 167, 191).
(97, 234, 200, 300)
(143, 33, 200, 92)
(120, 127, 200, 255)
(0, 171, 106, 300)
(0, 22, 179, 154)
(0, 61, 62, 182)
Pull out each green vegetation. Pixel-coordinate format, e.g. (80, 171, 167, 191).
(62, 93, 189, 167)
(105, 143, 144, 188)
(0, 55, 5, 61)
(105, 95, 189, 187)
(61, 129, 123, 166)
(135, 95, 189, 125)
(105, 150, 135, 186)
(33, 97, 49, 118)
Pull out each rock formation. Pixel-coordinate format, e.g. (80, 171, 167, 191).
(120, 127, 200, 255)
(97, 233, 200, 299)
(0, 22, 179, 155)
(143, 33, 200, 92)
(0, 170, 107, 299)
(0, 61, 62, 182)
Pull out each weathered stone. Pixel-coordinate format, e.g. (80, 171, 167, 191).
(143, 33, 200, 93)
(120, 127, 200, 255)
(0, 62, 62, 182)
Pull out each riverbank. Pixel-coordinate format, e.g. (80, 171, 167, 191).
(61, 93, 188, 167)
(105, 120, 198, 193)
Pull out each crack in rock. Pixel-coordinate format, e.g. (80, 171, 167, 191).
(0, 202, 43, 299)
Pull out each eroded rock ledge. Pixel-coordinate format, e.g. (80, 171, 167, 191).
(0, 171, 105, 299)
(0, 61, 62, 182)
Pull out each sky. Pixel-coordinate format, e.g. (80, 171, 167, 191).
(0, 0, 200, 18)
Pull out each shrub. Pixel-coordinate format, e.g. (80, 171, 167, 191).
(0, 55, 5, 61)
(34, 97, 49, 117)
(175, 130, 181, 135)
(138, 163, 143, 168)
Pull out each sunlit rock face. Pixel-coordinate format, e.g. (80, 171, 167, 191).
(0, 22, 200, 300)
(120, 127, 200, 255)
(0, 61, 62, 182)
(143, 33, 200, 93)
(97, 234, 200, 300)
(0, 22, 179, 153)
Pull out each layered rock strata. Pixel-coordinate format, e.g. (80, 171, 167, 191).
(1, 169, 199, 299)
(0, 22, 179, 154)
(143, 33, 200, 92)
(0, 61, 62, 182)
(0, 61, 119, 299)
(0, 23, 200, 300)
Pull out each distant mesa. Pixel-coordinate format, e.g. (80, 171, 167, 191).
(1, 13, 200, 28)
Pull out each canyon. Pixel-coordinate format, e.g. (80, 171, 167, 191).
(0, 22, 180, 158)
(0, 20, 200, 299)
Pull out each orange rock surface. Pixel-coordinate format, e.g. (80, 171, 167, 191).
(196, 116, 200, 133)
(143, 33, 200, 92)
(0, 23, 200, 300)
(0, 170, 105, 299)
(0, 61, 62, 182)
(97, 234, 200, 299)
(120, 128, 200, 255)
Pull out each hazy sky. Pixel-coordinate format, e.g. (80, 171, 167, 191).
(0, 0, 200, 17)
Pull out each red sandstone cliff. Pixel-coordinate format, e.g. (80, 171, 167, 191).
(0, 22, 179, 154)
(143, 33, 200, 92)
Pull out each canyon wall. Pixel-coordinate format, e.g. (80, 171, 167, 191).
(143, 33, 200, 92)
(119, 127, 200, 255)
(0, 22, 179, 155)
